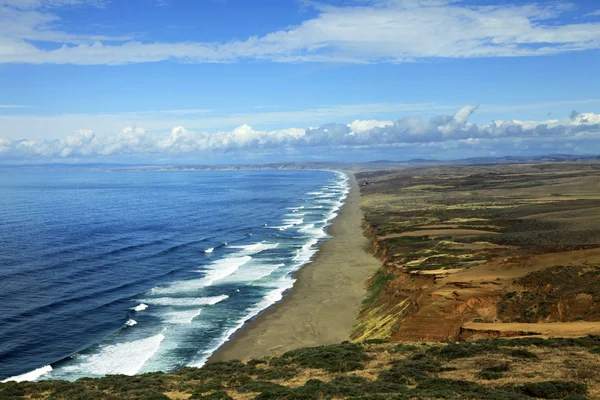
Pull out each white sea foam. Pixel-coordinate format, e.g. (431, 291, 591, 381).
(283, 218, 304, 225)
(141, 295, 229, 307)
(292, 238, 319, 264)
(315, 192, 337, 198)
(163, 309, 202, 324)
(132, 303, 148, 312)
(204, 248, 214, 253)
(125, 319, 137, 327)
(298, 223, 314, 232)
(326, 211, 339, 221)
(61, 334, 165, 376)
(186, 171, 351, 369)
(229, 242, 279, 254)
(219, 262, 286, 283)
(203, 256, 252, 285)
(299, 223, 327, 238)
(2, 365, 53, 383)
(274, 217, 304, 230)
(151, 253, 255, 295)
(190, 278, 295, 368)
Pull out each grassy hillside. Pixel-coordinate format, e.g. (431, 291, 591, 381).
(353, 163, 600, 343)
(2, 337, 600, 399)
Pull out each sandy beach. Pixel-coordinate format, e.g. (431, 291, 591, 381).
(210, 172, 379, 362)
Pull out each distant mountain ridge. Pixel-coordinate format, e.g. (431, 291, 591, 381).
(1, 154, 599, 172)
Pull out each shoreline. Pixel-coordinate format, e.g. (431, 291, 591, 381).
(209, 172, 379, 362)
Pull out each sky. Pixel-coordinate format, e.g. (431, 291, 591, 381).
(1, 0, 600, 164)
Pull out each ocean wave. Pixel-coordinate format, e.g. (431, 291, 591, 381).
(204, 248, 214, 253)
(132, 303, 148, 312)
(298, 223, 315, 232)
(163, 309, 203, 324)
(188, 173, 351, 367)
(272, 218, 304, 231)
(151, 254, 252, 295)
(59, 333, 165, 377)
(2, 365, 53, 383)
(125, 319, 137, 327)
(220, 262, 286, 284)
(203, 256, 252, 285)
(190, 277, 296, 368)
(141, 295, 229, 307)
(292, 238, 319, 265)
(229, 242, 279, 254)
(298, 223, 327, 238)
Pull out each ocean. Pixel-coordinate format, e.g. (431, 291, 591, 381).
(0, 169, 349, 382)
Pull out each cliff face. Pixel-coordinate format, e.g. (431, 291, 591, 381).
(352, 163, 600, 343)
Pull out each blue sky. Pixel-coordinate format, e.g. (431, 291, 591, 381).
(1, 0, 600, 163)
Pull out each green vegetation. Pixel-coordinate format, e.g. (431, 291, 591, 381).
(498, 265, 600, 323)
(277, 342, 369, 373)
(518, 381, 587, 399)
(362, 270, 394, 307)
(391, 344, 419, 353)
(476, 363, 511, 380)
(3, 336, 599, 399)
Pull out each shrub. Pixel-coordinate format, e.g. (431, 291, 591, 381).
(473, 335, 600, 349)
(268, 357, 292, 367)
(378, 355, 442, 384)
(137, 394, 171, 400)
(432, 341, 500, 360)
(236, 381, 287, 394)
(477, 362, 510, 380)
(477, 370, 504, 380)
(517, 381, 587, 399)
(281, 343, 368, 373)
(362, 338, 388, 345)
(391, 344, 419, 353)
(247, 359, 268, 366)
(510, 349, 538, 359)
(193, 380, 223, 394)
(255, 366, 298, 380)
(415, 378, 524, 400)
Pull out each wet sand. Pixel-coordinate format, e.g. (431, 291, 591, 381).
(209, 172, 379, 361)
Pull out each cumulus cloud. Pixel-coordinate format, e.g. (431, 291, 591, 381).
(2, 106, 599, 160)
(1, 0, 600, 64)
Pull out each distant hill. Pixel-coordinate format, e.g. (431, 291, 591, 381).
(2, 154, 599, 172)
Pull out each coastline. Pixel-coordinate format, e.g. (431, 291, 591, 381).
(209, 172, 379, 362)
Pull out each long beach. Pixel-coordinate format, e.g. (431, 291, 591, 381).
(209, 172, 379, 362)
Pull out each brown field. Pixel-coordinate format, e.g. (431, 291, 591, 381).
(353, 162, 600, 343)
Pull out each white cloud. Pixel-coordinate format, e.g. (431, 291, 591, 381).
(1, 106, 599, 160)
(3, 99, 600, 142)
(0, 102, 459, 140)
(1, 0, 600, 64)
(348, 119, 394, 133)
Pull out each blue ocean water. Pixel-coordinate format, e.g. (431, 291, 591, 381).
(0, 170, 349, 382)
